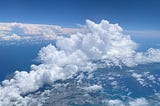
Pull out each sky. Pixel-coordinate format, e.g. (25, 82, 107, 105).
(0, 0, 160, 30)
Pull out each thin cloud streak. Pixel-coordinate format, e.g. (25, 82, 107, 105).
(124, 30, 160, 37)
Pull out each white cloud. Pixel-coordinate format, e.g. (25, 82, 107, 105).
(129, 98, 149, 106)
(134, 48, 160, 64)
(56, 19, 137, 67)
(107, 99, 125, 106)
(111, 81, 118, 86)
(103, 98, 149, 106)
(0, 19, 160, 105)
(131, 72, 146, 86)
(0, 22, 78, 42)
(83, 85, 102, 92)
(131, 71, 160, 88)
(0, 34, 21, 41)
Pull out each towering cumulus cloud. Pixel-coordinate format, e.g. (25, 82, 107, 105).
(0, 20, 160, 105)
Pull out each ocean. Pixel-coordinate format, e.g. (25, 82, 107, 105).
(0, 43, 49, 81)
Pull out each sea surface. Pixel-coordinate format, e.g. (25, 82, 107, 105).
(0, 43, 50, 81)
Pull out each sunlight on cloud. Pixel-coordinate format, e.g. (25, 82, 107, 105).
(0, 22, 78, 42)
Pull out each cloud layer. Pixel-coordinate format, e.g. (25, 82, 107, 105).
(0, 22, 78, 42)
(0, 20, 160, 105)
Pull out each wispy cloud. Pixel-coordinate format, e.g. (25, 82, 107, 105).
(124, 30, 160, 37)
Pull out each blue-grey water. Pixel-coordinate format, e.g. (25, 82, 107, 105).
(0, 43, 49, 81)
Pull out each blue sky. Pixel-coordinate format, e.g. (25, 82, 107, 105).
(0, 0, 160, 30)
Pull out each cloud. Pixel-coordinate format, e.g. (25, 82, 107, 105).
(105, 99, 125, 106)
(132, 72, 146, 86)
(124, 30, 160, 38)
(0, 34, 21, 41)
(0, 19, 160, 105)
(83, 85, 102, 92)
(103, 98, 149, 106)
(134, 48, 160, 64)
(129, 98, 149, 106)
(0, 22, 79, 42)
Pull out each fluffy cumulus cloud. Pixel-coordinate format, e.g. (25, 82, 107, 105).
(0, 19, 160, 105)
(83, 85, 102, 92)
